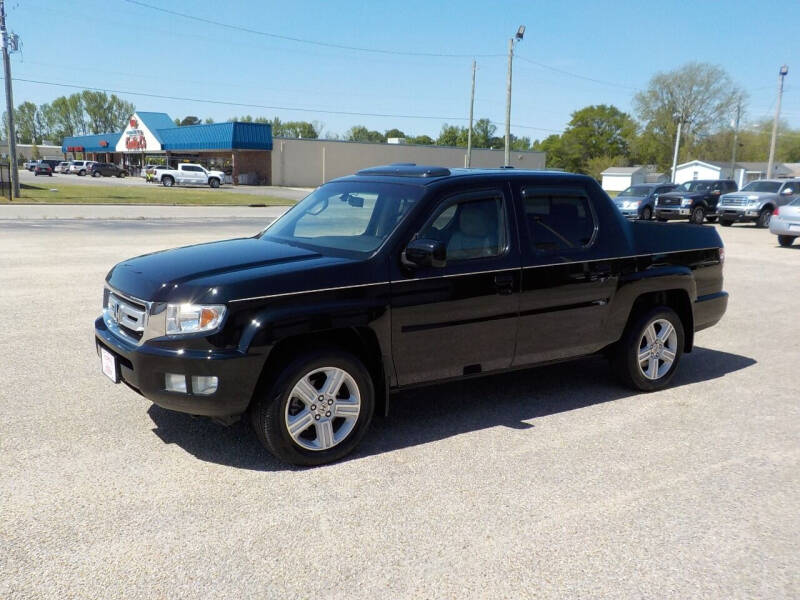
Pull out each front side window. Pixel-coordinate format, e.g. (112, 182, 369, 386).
(522, 186, 595, 252)
(416, 191, 507, 261)
(261, 181, 422, 255)
(741, 181, 781, 193)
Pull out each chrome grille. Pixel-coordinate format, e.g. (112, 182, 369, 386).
(720, 196, 747, 206)
(106, 291, 147, 340)
(658, 197, 681, 206)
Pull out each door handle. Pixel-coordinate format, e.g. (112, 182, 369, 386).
(494, 273, 514, 295)
(588, 262, 613, 282)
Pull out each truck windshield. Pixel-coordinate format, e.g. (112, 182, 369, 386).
(260, 181, 423, 255)
(618, 186, 651, 197)
(681, 181, 712, 192)
(741, 181, 781, 193)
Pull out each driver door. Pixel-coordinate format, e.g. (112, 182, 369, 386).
(390, 185, 521, 386)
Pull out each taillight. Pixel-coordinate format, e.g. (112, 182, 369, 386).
(773, 207, 780, 216)
(719, 247, 725, 265)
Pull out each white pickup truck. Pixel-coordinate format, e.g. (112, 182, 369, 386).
(155, 163, 226, 188)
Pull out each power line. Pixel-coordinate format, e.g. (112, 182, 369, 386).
(122, 0, 505, 59)
(515, 54, 639, 91)
(6, 76, 563, 134)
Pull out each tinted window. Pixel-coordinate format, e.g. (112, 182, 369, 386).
(522, 186, 595, 252)
(618, 185, 652, 197)
(262, 181, 421, 255)
(417, 191, 507, 261)
(741, 181, 781, 193)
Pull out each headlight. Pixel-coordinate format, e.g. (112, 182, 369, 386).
(681, 198, 693, 206)
(166, 303, 226, 334)
(623, 200, 640, 209)
(747, 195, 760, 200)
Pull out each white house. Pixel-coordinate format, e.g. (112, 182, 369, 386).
(600, 166, 646, 192)
(674, 160, 792, 188)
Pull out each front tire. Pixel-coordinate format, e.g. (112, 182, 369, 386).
(778, 235, 796, 247)
(641, 206, 652, 221)
(756, 208, 771, 228)
(706, 216, 718, 223)
(611, 306, 685, 392)
(162, 176, 174, 187)
(251, 349, 375, 466)
(79, 170, 86, 176)
(93, 171, 101, 177)
(690, 206, 705, 225)
(209, 177, 220, 188)
(720, 219, 733, 227)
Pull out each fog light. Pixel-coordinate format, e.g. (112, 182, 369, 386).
(165, 373, 187, 393)
(191, 375, 218, 395)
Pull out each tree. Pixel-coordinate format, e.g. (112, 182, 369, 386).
(472, 118, 496, 148)
(345, 125, 385, 143)
(179, 116, 202, 126)
(436, 123, 468, 147)
(633, 62, 742, 170)
(204, 117, 215, 124)
(13, 102, 42, 144)
(384, 128, 406, 139)
(407, 134, 434, 145)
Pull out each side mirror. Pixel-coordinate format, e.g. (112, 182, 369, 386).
(710, 190, 721, 196)
(781, 188, 793, 195)
(402, 238, 446, 269)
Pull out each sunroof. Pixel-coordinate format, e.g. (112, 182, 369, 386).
(356, 164, 451, 178)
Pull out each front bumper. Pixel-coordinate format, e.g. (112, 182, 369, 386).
(95, 316, 265, 417)
(719, 207, 761, 222)
(655, 207, 691, 219)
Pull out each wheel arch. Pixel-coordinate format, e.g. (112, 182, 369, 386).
(250, 326, 389, 416)
(627, 289, 694, 352)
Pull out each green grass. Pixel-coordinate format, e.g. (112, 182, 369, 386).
(3, 182, 294, 206)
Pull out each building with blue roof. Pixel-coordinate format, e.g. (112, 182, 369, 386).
(61, 111, 273, 185)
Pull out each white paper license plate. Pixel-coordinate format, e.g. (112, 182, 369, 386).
(100, 347, 118, 383)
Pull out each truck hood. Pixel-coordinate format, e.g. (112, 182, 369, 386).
(105, 237, 349, 303)
(659, 191, 707, 200)
(722, 191, 776, 200)
(614, 195, 647, 204)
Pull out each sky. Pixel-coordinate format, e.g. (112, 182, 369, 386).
(6, 0, 800, 141)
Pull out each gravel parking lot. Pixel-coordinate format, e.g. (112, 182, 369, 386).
(1, 218, 798, 598)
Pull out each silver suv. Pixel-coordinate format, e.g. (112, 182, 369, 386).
(718, 179, 800, 228)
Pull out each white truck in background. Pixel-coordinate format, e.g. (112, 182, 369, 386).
(155, 163, 226, 188)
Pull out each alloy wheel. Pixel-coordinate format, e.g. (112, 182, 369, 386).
(284, 367, 361, 451)
(637, 318, 678, 380)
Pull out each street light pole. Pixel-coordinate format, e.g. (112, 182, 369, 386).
(0, 0, 19, 198)
(729, 100, 741, 185)
(466, 59, 476, 168)
(670, 118, 683, 183)
(767, 64, 788, 179)
(504, 25, 525, 167)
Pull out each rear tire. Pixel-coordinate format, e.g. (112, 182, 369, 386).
(690, 206, 705, 225)
(79, 170, 86, 176)
(706, 216, 718, 223)
(251, 349, 375, 466)
(610, 306, 685, 392)
(720, 219, 733, 227)
(162, 176, 174, 187)
(756, 208, 771, 228)
(778, 235, 796, 247)
(93, 171, 100, 177)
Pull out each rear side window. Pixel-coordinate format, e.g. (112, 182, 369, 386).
(522, 186, 596, 252)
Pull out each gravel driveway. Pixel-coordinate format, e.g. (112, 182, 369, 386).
(1, 219, 798, 599)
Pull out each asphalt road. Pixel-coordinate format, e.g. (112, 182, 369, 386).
(1, 218, 798, 599)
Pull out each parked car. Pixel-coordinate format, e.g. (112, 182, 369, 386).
(155, 163, 225, 188)
(655, 179, 738, 224)
(57, 161, 70, 174)
(95, 164, 728, 466)
(614, 183, 678, 220)
(768, 198, 800, 246)
(39, 159, 61, 171)
(90, 163, 128, 178)
(25, 160, 38, 171)
(34, 162, 53, 176)
(68, 160, 89, 175)
(718, 179, 800, 228)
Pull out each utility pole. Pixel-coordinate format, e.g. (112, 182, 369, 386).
(466, 59, 476, 168)
(504, 25, 525, 167)
(729, 100, 741, 186)
(670, 118, 683, 183)
(767, 64, 788, 179)
(0, 0, 19, 198)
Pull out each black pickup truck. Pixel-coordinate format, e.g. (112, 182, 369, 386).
(95, 165, 728, 465)
(655, 179, 738, 224)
